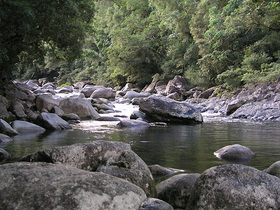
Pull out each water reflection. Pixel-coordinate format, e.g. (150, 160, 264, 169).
(2, 120, 280, 173)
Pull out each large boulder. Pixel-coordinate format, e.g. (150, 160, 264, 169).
(0, 162, 146, 209)
(59, 95, 100, 120)
(0, 148, 10, 162)
(124, 91, 150, 100)
(157, 173, 200, 209)
(35, 94, 59, 112)
(21, 141, 156, 197)
(187, 164, 280, 209)
(139, 95, 203, 123)
(90, 87, 116, 99)
(0, 96, 10, 121)
(80, 85, 104, 98)
(0, 133, 12, 143)
(214, 144, 255, 162)
(11, 120, 46, 133)
(10, 100, 27, 119)
(165, 75, 189, 98)
(0, 119, 18, 136)
(36, 113, 72, 130)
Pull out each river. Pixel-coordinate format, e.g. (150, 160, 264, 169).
(2, 103, 280, 174)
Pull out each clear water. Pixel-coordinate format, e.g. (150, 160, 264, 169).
(2, 104, 280, 174)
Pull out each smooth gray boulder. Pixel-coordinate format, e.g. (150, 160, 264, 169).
(139, 95, 203, 123)
(0, 162, 146, 209)
(59, 95, 100, 120)
(157, 173, 200, 209)
(0, 119, 18, 136)
(265, 161, 280, 178)
(11, 120, 46, 133)
(187, 164, 280, 209)
(90, 87, 116, 99)
(124, 91, 150, 100)
(214, 144, 255, 162)
(140, 198, 174, 210)
(21, 141, 156, 197)
(0, 148, 10, 162)
(148, 164, 185, 181)
(36, 113, 72, 130)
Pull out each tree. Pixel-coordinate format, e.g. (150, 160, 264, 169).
(0, 0, 94, 83)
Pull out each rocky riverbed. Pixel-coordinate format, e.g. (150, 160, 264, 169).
(1, 76, 280, 209)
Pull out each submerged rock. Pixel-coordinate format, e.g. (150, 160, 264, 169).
(139, 95, 203, 124)
(0, 162, 146, 209)
(214, 144, 255, 162)
(187, 164, 280, 209)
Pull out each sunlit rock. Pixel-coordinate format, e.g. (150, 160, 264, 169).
(36, 113, 71, 130)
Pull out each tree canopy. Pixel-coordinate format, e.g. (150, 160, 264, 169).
(2, 0, 280, 90)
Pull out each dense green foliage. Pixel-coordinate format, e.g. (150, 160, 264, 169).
(2, 0, 280, 89)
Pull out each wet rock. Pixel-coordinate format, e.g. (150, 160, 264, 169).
(0, 148, 10, 162)
(61, 113, 81, 121)
(50, 106, 65, 116)
(90, 87, 116, 99)
(96, 116, 121, 121)
(21, 141, 156, 197)
(187, 164, 280, 209)
(0, 133, 12, 143)
(264, 161, 280, 178)
(139, 95, 203, 124)
(130, 110, 149, 122)
(117, 120, 150, 128)
(0, 119, 18, 136)
(157, 173, 200, 209)
(35, 94, 59, 112)
(36, 113, 72, 130)
(11, 120, 46, 133)
(59, 95, 100, 120)
(140, 198, 174, 210)
(214, 144, 255, 162)
(0, 162, 147, 209)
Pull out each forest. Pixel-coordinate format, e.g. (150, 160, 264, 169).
(1, 0, 280, 90)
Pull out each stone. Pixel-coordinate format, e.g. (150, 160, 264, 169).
(0, 162, 146, 209)
(0, 133, 12, 143)
(157, 173, 200, 209)
(124, 91, 150, 100)
(264, 161, 280, 178)
(61, 113, 81, 121)
(226, 99, 246, 115)
(90, 87, 116, 99)
(0, 96, 10, 120)
(36, 113, 72, 130)
(10, 100, 27, 118)
(50, 106, 65, 116)
(187, 164, 280, 209)
(59, 95, 100, 120)
(0, 119, 18, 136)
(140, 198, 174, 210)
(35, 94, 59, 112)
(11, 120, 46, 133)
(97, 149, 157, 197)
(148, 164, 185, 181)
(165, 75, 189, 97)
(214, 144, 255, 162)
(0, 148, 10, 162)
(21, 141, 156, 197)
(139, 95, 203, 124)
(96, 116, 121, 121)
(56, 85, 74, 93)
(117, 120, 151, 128)
(80, 85, 104, 97)
(198, 86, 216, 99)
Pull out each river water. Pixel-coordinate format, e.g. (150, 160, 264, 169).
(2, 103, 280, 174)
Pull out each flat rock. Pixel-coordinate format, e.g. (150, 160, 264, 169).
(36, 113, 72, 130)
(0, 119, 18, 136)
(11, 120, 46, 133)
